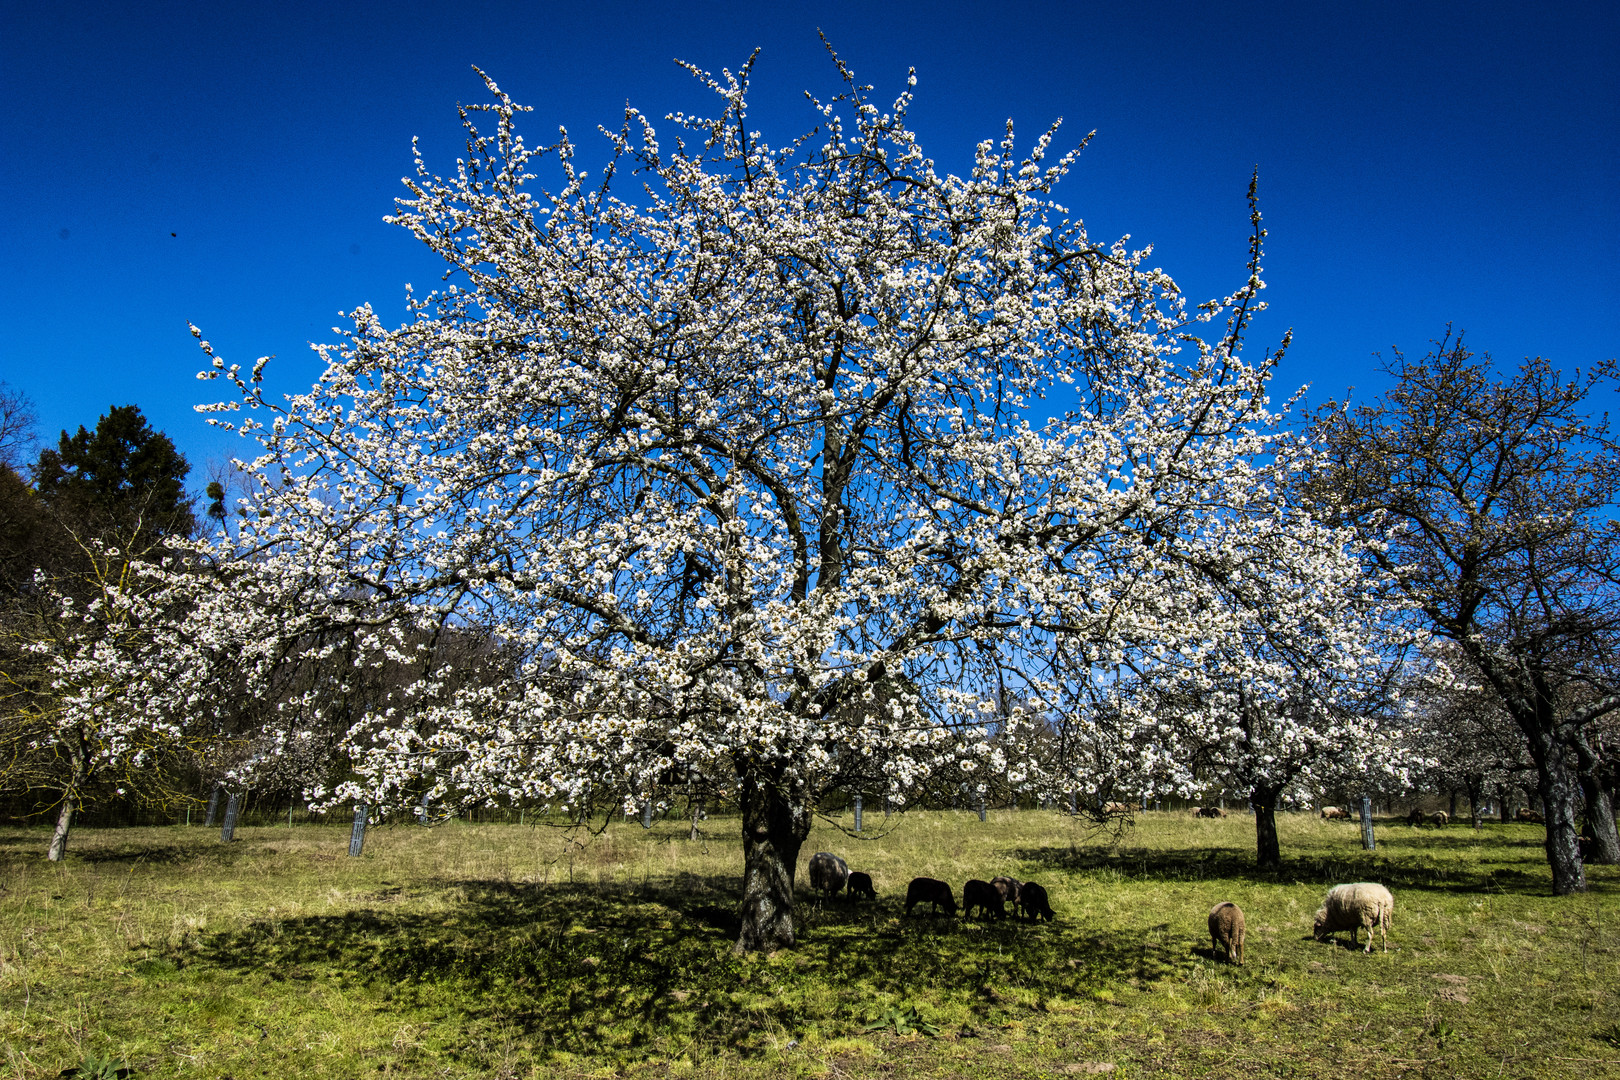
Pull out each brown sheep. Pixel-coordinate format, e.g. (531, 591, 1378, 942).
(1194, 806, 1227, 818)
(904, 877, 957, 916)
(1102, 801, 1133, 815)
(990, 875, 1023, 917)
(807, 851, 849, 898)
(1019, 880, 1055, 922)
(1428, 810, 1449, 827)
(846, 871, 877, 900)
(962, 879, 1007, 920)
(1320, 806, 1350, 820)
(1517, 808, 1545, 824)
(1407, 807, 1426, 827)
(1208, 901, 1245, 964)
(1313, 882, 1394, 953)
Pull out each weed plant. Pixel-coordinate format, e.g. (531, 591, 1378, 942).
(0, 810, 1616, 1078)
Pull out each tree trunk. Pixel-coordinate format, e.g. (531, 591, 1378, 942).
(1466, 775, 1483, 830)
(735, 773, 811, 954)
(46, 741, 88, 862)
(1572, 734, 1620, 864)
(46, 797, 75, 862)
(1526, 730, 1588, 894)
(1252, 783, 1282, 869)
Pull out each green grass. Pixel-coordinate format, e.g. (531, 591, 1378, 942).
(1, 810, 1617, 1079)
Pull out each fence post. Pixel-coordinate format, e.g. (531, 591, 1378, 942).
(1359, 795, 1376, 851)
(1068, 792, 1077, 816)
(853, 795, 863, 833)
(977, 799, 986, 822)
(349, 803, 369, 856)
(204, 784, 222, 828)
(220, 792, 240, 842)
(642, 801, 654, 829)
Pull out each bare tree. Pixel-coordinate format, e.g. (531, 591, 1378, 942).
(1311, 330, 1620, 892)
(0, 382, 37, 472)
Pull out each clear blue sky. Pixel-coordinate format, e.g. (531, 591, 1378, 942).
(3, 0, 1616, 480)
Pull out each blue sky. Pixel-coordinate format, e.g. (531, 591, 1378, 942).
(2, 0, 1615, 479)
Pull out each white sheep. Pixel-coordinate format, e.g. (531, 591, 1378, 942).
(1313, 882, 1394, 953)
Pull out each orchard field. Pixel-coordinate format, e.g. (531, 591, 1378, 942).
(2, 810, 1617, 1080)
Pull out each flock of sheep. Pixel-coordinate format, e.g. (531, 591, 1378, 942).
(805, 851, 1397, 961)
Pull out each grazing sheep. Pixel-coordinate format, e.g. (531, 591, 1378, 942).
(990, 875, 1023, 917)
(1019, 880, 1055, 922)
(807, 851, 849, 898)
(1313, 883, 1394, 953)
(1320, 806, 1350, 820)
(1208, 901, 1245, 965)
(1102, 801, 1133, 815)
(962, 879, 1007, 920)
(1428, 810, 1449, 827)
(1194, 806, 1227, 818)
(904, 877, 957, 916)
(846, 871, 877, 900)
(1407, 808, 1426, 827)
(1516, 808, 1545, 824)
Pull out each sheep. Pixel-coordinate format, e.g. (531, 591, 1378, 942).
(990, 875, 1023, 918)
(1019, 880, 1055, 922)
(1208, 901, 1245, 965)
(904, 877, 957, 916)
(1407, 807, 1426, 827)
(846, 871, 877, 900)
(962, 879, 1007, 920)
(1428, 810, 1449, 827)
(1516, 808, 1545, 824)
(1320, 806, 1350, 820)
(1101, 801, 1133, 815)
(1194, 806, 1227, 818)
(1312, 882, 1394, 953)
(807, 851, 849, 898)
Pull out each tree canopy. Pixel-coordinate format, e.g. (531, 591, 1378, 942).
(104, 53, 1395, 948)
(1311, 330, 1620, 892)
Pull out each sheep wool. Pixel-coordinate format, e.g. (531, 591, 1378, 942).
(1208, 901, 1245, 965)
(1313, 882, 1394, 953)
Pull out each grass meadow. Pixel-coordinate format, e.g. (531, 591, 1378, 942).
(1, 809, 1617, 1079)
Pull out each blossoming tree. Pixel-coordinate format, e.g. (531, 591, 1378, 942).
(112, 52, 1367, 950)
(1032, 473, 1418, 866)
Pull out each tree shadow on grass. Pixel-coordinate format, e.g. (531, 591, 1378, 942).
(1003, 843, 1616, 897)
(175, 875, 1202, 1063)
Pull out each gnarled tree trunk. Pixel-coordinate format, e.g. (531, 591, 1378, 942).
(1252, 782, 1282, 869)
(1572, 733, 1620, 864)
(735, 771, 812, 954)
(1525, 727, 1587, 893)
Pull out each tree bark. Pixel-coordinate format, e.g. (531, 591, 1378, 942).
(734, 772, 811, 954)
(1252, 783, 1282, 869)
(1572, 733, 1620, 864)
(1525, 728, 1588, 893)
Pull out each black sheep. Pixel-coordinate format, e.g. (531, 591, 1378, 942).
(1019, 880, 1054, 922)
(846, 871, 877, 900)
(962, 878, 1006, 920)
(904, 876, 956, 916)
